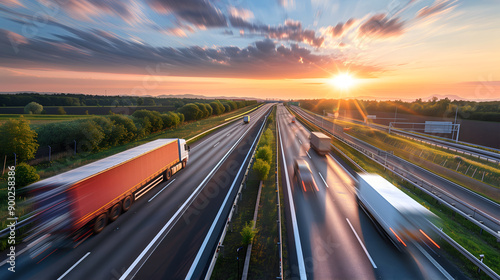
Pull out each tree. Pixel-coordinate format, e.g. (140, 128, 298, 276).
(0, 117, 39, 162)
(24, 102, 43, 114)
(210, 101, 224, 115)
(132, 110, 163, 133)
(137, 98, 144, 106)
(253, 158, 270, 180)
(58, 106, 67, 115)
(179, 103, 202, 121)
(256, 145, 272, 163)
(109, 115, 137, 143)
(14, 163, 40, 187)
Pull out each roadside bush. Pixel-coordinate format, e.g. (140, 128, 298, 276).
(253, 159, 270, 180)
(109, 114, 137, 143)
(14, 163, 40, 187)
(132, 110, 163, 133)
(256, 145, 272, 163)
(0, 117, 39, 162)
(57, 106, 66, 115)
(24, 102, 43, 114)
(240, 221, 257, 246)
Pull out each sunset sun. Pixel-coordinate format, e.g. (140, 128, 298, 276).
(331, 73, 356, 90)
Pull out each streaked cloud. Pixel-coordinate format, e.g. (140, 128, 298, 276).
(358, 14, 405, 38)
(417, 0, 457, 18)
(327, 18, 355, 37)
(147, 0, 227, 28)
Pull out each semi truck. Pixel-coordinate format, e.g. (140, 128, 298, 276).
(25, 139, 189, 258)
(243, 115, 250, 124)
(309, 132, 331, 156)
(356, 174, 439, 250)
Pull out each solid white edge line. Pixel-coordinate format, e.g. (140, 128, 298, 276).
(184, 110, 268, 279)
(278, 113, 307, 280)
(57, 252, 91, 280)
(414, 243, 454, 280)
(148, 179, 176, 203)
(306, 151, 311, 159)
(119, 106, 268, 280)
(318, 172, 329, 188)
(214, 142, 219, 147)
(346, 218, 377, 269)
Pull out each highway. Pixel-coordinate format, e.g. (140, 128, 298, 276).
(277, 104, 465, 279)
(290, 105, 500, 236)
(0, 104, 273, 280)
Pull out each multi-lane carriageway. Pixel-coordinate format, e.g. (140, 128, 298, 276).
(1, 104, 272, 280)
(276, 104, 466, 279)
(1, 103, 468, 279)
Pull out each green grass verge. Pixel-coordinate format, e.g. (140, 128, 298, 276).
(289, 106, 500, 278)
(248, 106, 280, 279)
(0, 114, 96, 125)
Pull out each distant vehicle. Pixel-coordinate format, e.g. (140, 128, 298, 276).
(356, 174, 439, 250)
(343, 127, 352, 132)
(293, 158, 319, 193)
(309, 132, 331, 156)
(291, 117, 296, 123)
(243, 115, 250, 124)
(25, 139, 189, 259)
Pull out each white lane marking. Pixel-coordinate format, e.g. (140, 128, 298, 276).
(226, 133, 230, 137)
(306, 151, 311, 159)
(148, 179, 176, 203)
(346, 218, 377, 269)
(277, 117, 307, 280)
(318, 172, 329, 188)
(184, 111, 269, 279)
(57, 252, 91, 280)
(298, 139, 302, 145)
(214, 142, 219, 148)
(119, 115, 260, 280)
(414, 243, 454, 280)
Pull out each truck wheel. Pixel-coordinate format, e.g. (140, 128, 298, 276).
(182, 160, 186, 169)
(122, 196, 133, 212)
(164, 170, 171, 180)
(93, 213, 107, 233)
(109, 203, 121, 222)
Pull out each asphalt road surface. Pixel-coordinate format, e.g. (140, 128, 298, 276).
(277, 104, 466, 280)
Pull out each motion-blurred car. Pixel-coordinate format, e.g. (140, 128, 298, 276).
(293, 158, 319, 193)
(291, 117, 296, 123)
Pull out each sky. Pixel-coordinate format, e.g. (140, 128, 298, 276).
(0, 0, 499, 100)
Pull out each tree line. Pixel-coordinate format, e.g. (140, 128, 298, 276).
(0, 100, 257, 187)
(295, 98, 500, 122)
(0, 92, 257, 109)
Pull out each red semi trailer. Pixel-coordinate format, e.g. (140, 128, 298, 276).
(25, 139, 189, 258)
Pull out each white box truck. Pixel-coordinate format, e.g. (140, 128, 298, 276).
(310, 132, 331, 156)
(356, 174, 439, 250)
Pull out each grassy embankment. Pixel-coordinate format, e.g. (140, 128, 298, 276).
(211, 106, 282, 279)
(0, 104, 260, 250)
(289, 107, 500, 279)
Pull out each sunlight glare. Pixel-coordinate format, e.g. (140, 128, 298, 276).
(331, 73, 356, 90)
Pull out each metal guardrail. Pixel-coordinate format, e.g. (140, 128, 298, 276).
(275, 112, 284, 279)
(433, 224, 500, 280)
(0, 214, 36, 238)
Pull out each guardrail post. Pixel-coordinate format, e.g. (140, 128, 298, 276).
(477, 254, 484, 273)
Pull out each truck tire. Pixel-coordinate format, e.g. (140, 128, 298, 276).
(165, 170, 171, 180)
(182, 160, 186, 169)
(122, 196, 133, 212)
(109, 203, 121, 222)
(93, 213, 107, 233)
